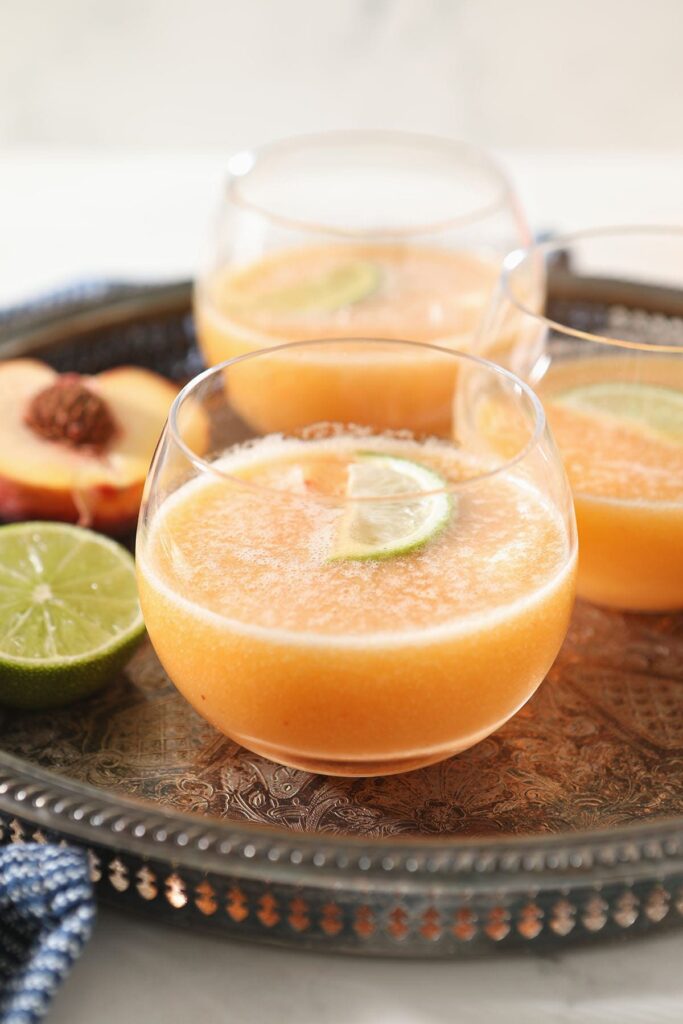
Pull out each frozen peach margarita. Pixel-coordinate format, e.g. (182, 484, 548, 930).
(138, 341, 575, 775)
(196, 243, 500, 355)
(195, 244, 518, 436)
(541, 356, 683, 611)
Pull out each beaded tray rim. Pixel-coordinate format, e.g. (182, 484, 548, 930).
(2, 744, 683, 889)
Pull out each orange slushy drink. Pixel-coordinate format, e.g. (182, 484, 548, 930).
(541, 356, 683, 611)
(195, 245, 507, 435)
(138, 436, 575, 775)
(196, 133, 530, 437)
(197, 244, 499, 354)
(137, 341, 576, 776)
(481, 227, 683, 612)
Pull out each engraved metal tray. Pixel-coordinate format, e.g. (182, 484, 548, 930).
(0, 280, 682, 957)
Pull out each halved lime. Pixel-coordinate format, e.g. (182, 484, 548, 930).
(554, 382, 683, 442)
(331, 453, 453, 561)
(0, 522, 145, 709)
(228, 261, 380, 315)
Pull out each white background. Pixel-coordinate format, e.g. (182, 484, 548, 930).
(2, 2, 683, 1021)
(2, 0, 683, 151)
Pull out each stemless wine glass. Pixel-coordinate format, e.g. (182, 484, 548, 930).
(479, 226, 683, 612)
(194, 131, 530, 375)
(137, 339, 576, 777)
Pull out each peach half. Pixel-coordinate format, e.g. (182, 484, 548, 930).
(0, 359, 186, 534)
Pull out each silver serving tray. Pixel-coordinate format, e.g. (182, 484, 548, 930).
(0, 281, 682, 957)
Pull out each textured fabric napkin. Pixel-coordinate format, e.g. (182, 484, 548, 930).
(0, 843, 95, 1023)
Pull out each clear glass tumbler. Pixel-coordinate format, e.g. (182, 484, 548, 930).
(479, 225, 683, 611)
(137, 339, 576, 776)
(194, 131, 530, 374)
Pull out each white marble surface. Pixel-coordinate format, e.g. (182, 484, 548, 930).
(2, 148, 683, 1022)
(47, 909, 683, 1024)
(2, 0, 683, 151)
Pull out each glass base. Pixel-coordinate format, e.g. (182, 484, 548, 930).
(576, 578, 683, 613)
(235, 725, 502, 777)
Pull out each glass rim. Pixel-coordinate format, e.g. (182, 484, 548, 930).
(168, 338, 548, 504)
(502, 223, 683, 354)
(225, 130, 517, 240)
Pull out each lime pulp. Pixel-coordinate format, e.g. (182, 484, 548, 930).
(226, 261, 380, 315)
(0, 521, 144, 709)
(554, 381, 683, 442)
(331, 453, 453, 561)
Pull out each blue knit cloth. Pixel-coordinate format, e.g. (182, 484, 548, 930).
(0, 844, 95, 1022)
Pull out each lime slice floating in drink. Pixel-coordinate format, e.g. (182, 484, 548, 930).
(554, 382, 683, 443)
(0, 521, 145, 709)
(332, 453, 453, 561)
(228, 261, 380, 315)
